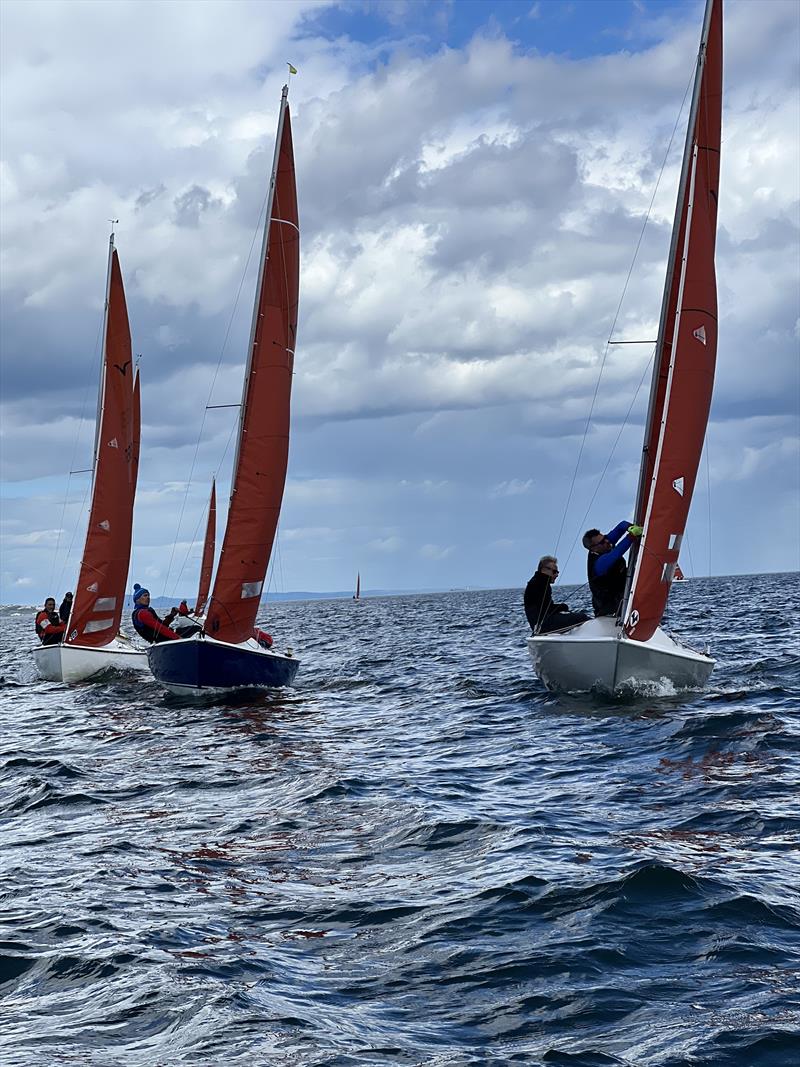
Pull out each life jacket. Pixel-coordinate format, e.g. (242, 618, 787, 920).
(35, 609, 66, 645)
(587, 553, 627, 618)
(132, 605, 179, 643)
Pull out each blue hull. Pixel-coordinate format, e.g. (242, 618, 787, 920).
(147, 636, 300, 693)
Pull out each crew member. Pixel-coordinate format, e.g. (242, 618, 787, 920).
(35, 598, 67, 645)
(130, 584, 180, 643)
(582, 522, 643, 617)
(171, 600, 203, 638)
(524, 556, 589, 634)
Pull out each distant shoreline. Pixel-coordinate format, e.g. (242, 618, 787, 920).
(4, 571, 798, 610)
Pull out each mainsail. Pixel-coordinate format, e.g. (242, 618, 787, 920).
(205, 86, 299, 644)
(624, 0, 722, 643)
(195, 478, 216, 615)
(66, 239, 139, 647)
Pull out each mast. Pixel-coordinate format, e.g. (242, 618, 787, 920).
(91, 230, 116, 492)
(66, 240, 138, 647)
(230, 84, 289, 490)
(622, 0, 725, 623)
(205, 85, 299, 644)
(622, 0, 722, 642)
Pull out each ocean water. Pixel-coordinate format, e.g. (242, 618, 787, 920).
(1, 572, 799, 1067)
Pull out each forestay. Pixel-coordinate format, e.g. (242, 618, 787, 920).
(624, 0, 722, 644)
(205, 89, 299, 645)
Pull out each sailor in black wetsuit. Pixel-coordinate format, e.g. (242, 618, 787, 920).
(524, 556, 589, 634)
(582, 521, 643, 617)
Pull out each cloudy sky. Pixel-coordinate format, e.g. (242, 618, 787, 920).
(1, 0, 798, 606)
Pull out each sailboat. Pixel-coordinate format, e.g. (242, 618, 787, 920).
(353, 572, 361, 600)
(674, 564, 687, 582)
(148, 85, 300, 694)
(195, 478, 216, 615)
(33, 234, 147, 682)
(528, 0, 721, 693)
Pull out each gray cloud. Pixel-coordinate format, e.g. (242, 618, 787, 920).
(1, 0, 798, 602)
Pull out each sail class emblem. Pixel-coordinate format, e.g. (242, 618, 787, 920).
(693, 324, 706, 345)
(672, 477, 684, 496)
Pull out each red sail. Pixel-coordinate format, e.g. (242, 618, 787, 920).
(206, 91, 298, 644)
(195, 478, 216, 615)
(625, 0, 722, 643)
(67, 244, 138, 647)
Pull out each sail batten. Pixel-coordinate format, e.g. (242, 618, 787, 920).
(206, 89, 299, 645)
(66, 243, 139, 647)
(623, 0, 722, 643)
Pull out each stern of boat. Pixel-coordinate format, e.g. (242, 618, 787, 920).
(528, 617, 620, 692)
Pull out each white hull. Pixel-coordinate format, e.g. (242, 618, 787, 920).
(527, 616, 713, 694)
(33, 635, 148, 683)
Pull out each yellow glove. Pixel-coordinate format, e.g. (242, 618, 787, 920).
(628, 524, 644, 537)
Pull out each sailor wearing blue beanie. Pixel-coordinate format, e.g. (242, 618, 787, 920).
(131, 584, 180, 644)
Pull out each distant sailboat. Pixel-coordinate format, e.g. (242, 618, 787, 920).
(148, 85, 300, 694)
(529, 0, 721, 692)
(674, 564, 687, 582)
(353, 572, 361, 600)
(33, 234, 147, 682)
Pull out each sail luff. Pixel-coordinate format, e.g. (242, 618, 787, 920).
(195, 478, 216, 615)
(623, 0, 719, 618)
(205, 88, 299, 645)
(624, 0, 722, 643)
(228, 85, 289, 493)
(90, 234, 115, 493)
(66, 247, 138, 647)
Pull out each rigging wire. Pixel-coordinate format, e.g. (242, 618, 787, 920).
(559, 352, 654, 576)
(168, 414, 240, 599)
(51, 314, 105, 594)
(685, 537, 696, 579)
(162, 187, 270, 597)
(553, 66, 696, 558)
(704, 426, 713, 577)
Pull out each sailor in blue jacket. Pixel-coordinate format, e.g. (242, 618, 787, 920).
(582, 521, 643, 617)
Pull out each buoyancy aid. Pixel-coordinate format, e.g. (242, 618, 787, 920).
(132, 605, 180, 643)
(35, 609, 66, 645)
(587, 554, 627, 617)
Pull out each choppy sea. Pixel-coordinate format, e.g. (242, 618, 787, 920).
(1, 571, 799, 1066)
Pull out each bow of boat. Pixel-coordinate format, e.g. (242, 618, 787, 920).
(33, 636, 148, 683)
